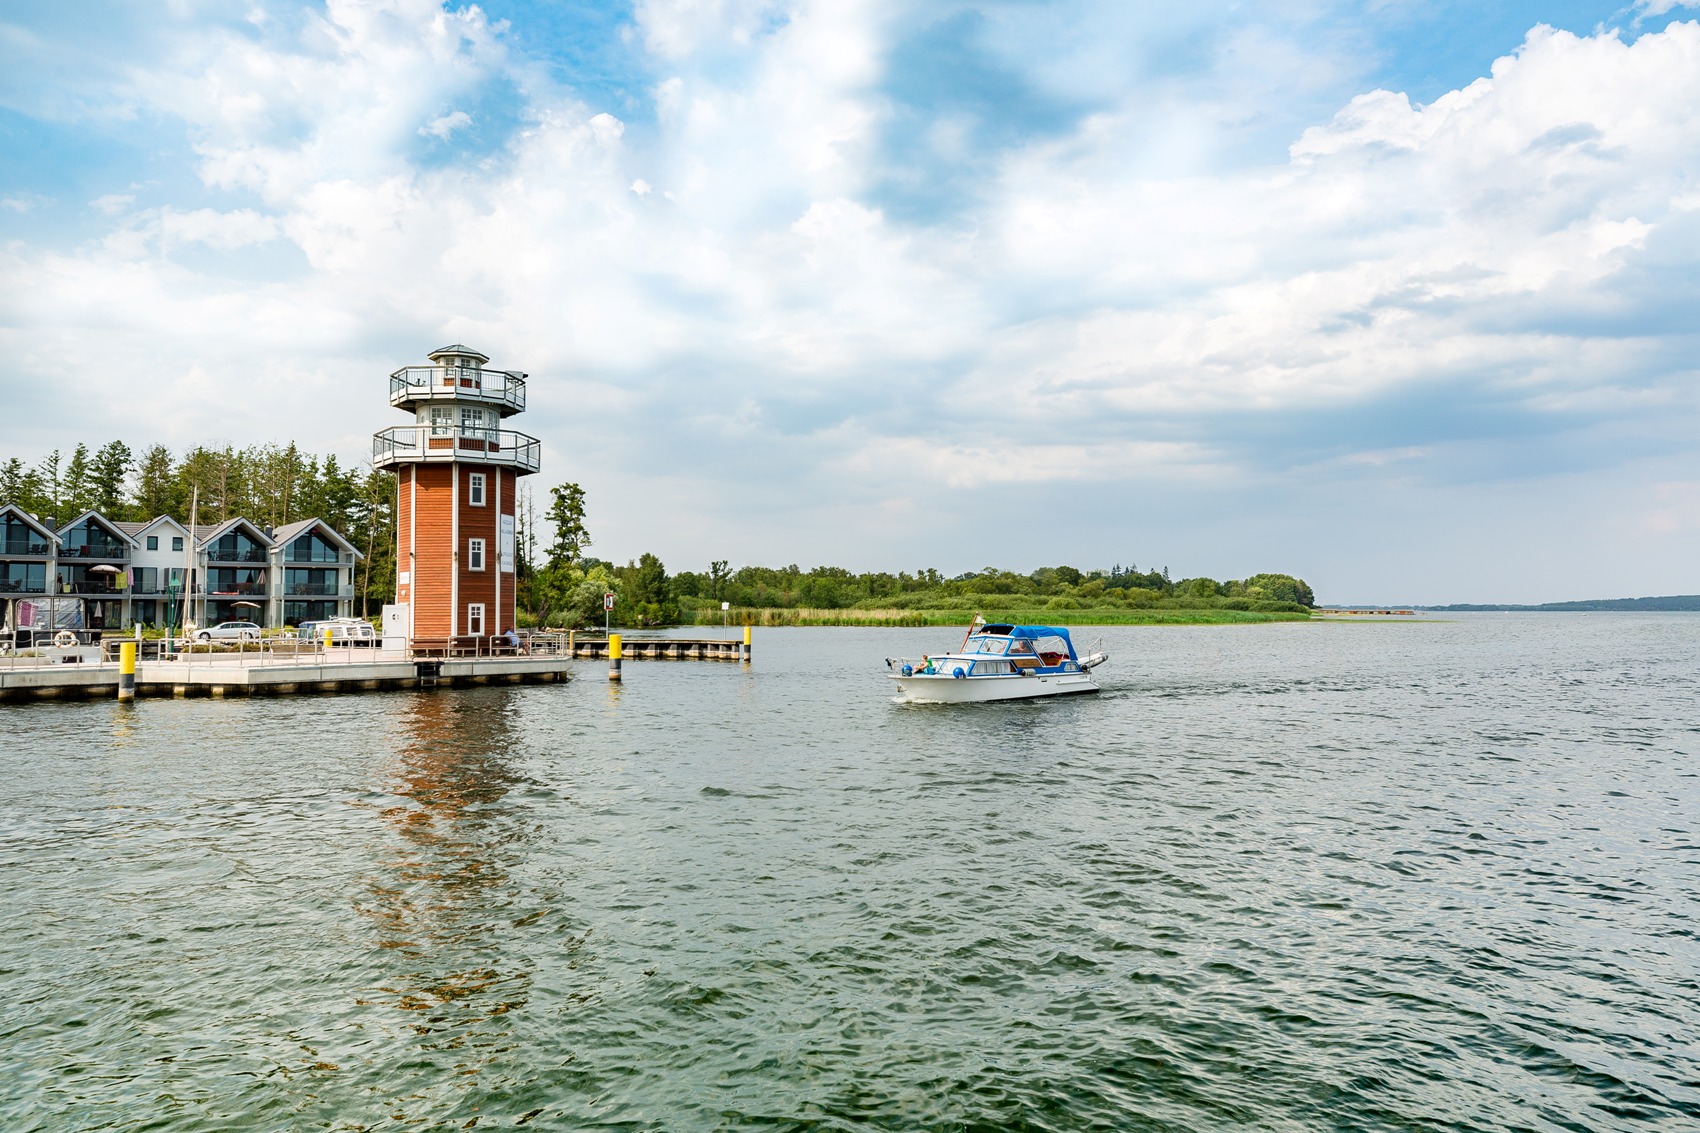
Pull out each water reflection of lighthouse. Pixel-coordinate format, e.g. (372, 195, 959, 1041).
(357, 690, 568, 1086)
(373, 346, 541, 646)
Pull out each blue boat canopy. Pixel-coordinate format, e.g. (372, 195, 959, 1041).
(975, 624, 1076, 658)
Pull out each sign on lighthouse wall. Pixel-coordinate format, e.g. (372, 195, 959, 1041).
(499, 513, 515, 573)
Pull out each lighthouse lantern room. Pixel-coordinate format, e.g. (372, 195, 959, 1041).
(373, 345, 542, 645)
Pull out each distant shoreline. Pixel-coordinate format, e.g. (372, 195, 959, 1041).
(1324, 595, 1700, 613)
(678, 608, 1316, 628)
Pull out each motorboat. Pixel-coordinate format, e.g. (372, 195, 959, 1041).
(886, 620, 1108, 703)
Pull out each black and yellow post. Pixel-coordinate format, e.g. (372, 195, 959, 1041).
(609, 633, 622, 682)
(117, 640, 137, 701)
(742, 625, 752, 665)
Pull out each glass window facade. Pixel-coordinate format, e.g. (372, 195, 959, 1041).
(207, 567, 267, 595)
(3, 515, 51, 555)
(285, 568, 338, 595)
(1, 562, 46, 592)
(287, 532, 342, 563)
(284, 600, 338, 626)
(60, 519, 128, 558)
(207, 531, 267, 562)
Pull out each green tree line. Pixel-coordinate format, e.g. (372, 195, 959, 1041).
(1, 441, 399, 616)
(517, 485, 1315, 629)
(4, 449, 1315, 628)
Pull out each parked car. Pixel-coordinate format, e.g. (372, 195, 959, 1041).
(196, 621, 262, 643)
(297, 618, 377, 646)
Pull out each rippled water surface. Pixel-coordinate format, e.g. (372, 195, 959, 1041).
(3, 615, 1699, 1131)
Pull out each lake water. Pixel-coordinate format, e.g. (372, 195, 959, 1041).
(3, 615, 1697, 1131)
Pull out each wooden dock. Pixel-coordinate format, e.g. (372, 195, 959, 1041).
(0, 654, 572, 703)
(537, 635, 748, 662)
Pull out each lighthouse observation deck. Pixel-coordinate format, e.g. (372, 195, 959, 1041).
(372, 425, 542, 474)
(389, 364, 527, 416)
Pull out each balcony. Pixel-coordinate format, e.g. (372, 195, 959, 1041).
(286, 582, 342, 596)
(60, 542, 129, 560)
(389, 365, 526, 417)
(0, 578, 49, 594)
(206, 548, 270, 564)
(57, 580, 124, 595)
(1, 539, 53, 556)
(372, 425, 542, 475)
(207, 583, 268, 597)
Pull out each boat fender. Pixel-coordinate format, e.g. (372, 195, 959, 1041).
(900, 664, 914, 676)
(952, 666, 966, 679)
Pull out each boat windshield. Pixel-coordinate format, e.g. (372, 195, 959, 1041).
(966, 635, 1009, 655)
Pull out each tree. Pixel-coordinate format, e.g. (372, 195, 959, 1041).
(545, 481, 590, 569)
(89, 440, 134, 518)
(615, 552, 676, 624)
(1241, 572, 1315, 607)
(709, 559, 731, 600)
(34, 450, 62, 521)
(352, 469, 395, 615)
(0, 458, 31, 508)
(62, 444, 95, 518)
(132, 445, 180, 520)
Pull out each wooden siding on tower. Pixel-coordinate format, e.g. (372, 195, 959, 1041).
(396, 463, 520, 638)
(409, 463, 456, 638)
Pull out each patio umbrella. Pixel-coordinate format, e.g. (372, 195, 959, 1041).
(231, 601, 261, 608)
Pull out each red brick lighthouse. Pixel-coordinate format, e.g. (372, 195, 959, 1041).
(373, 345, 541, 644)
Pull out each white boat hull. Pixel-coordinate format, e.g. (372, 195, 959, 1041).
(890, 670, 1099, 703)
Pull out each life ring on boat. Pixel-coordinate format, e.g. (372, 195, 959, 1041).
(53, 630, 78, 648)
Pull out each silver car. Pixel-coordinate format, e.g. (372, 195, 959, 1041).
(196, 621, 262, 642)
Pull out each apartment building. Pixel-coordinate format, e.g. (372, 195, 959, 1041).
(0, 504, 361, 636)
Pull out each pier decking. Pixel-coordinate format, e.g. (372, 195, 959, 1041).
(0, 652, 571, 702)
(545, 636, 748, 662)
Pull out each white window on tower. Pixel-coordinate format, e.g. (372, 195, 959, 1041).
(430, 406, 453, 436)
(469, 472, 486, 506)
(461, 406, 486, 438)
(468, 538, 485, 571)
(467, 603, 485, 636)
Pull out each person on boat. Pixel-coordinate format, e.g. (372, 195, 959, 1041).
(1009, 639, 1034, 654)
(919, 654, 933, 674)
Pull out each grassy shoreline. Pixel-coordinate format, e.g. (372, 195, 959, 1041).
(684, 607, 1316, 628)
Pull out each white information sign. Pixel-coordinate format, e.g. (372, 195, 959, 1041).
(604, 592, 616, 611)
(498, 514, 515, 572)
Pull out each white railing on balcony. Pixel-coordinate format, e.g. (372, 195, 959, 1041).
(372, 426, 542, 474)
(389, 366, 527, 413)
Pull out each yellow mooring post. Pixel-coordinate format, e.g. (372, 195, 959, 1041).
(742, 625, 752, 664)
(324, 627, 334, 650)
(608, 633, 622, 681)
(117, 640, 137, 701)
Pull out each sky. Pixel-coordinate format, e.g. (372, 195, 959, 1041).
(2, 0, 1698, 605)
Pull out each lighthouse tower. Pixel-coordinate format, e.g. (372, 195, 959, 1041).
(373, 345, 541, 644)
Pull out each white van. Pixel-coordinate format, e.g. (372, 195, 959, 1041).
(297, 618, 378, 646)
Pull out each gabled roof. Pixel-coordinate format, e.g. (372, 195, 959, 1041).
(273, 517, 363, 560)
(196, 516, 273, 548)
(57, 509, 138, 547)
(0, 503, 60, 546)
(126, 515, 192, 540)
